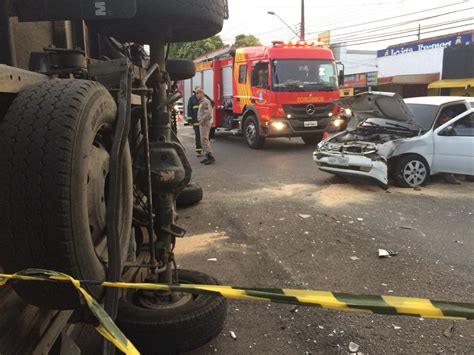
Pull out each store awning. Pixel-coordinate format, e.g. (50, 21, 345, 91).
(428, 78, 474, 89)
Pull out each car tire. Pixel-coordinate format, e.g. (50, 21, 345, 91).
(393, 154, 430, 188)
(176, 183, 204, 208)
(166, 59, 196, 82)
(89, 0, 227, 43)
(244, 115, 265, 149)
(0, 79, 133, 309)
(117, 269, 227, 354)
(301, 134, 324, 145)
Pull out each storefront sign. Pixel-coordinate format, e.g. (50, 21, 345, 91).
(377, 33, 472, 57)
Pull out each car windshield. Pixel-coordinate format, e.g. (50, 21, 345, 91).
(405, 103, 439, 130)
(272, 59, 338, 92)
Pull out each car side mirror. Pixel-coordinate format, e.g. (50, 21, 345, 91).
(440, 126, 456, 136)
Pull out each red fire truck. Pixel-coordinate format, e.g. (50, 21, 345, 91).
(183, 40, 344, 149)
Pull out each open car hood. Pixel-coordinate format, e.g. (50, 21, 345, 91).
(337, 92, 422, 129)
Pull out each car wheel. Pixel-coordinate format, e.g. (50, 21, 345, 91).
(244, 115, 265, 149)
(117, 269, 227, 354)
(301, 134, 323, 145)
(0, 79, 133, 309)
(394, 154, 430, 188)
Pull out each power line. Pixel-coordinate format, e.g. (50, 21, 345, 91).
(331, 16, 474, 43)
(330, 22, 474, 48)
(305, 0, 470, 35)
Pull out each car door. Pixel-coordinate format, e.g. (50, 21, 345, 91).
(432, 110, 474, 175)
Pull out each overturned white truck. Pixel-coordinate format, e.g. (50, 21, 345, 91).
(0, 0, 229, 353)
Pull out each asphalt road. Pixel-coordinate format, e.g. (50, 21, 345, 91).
(176, 126, 474, 354)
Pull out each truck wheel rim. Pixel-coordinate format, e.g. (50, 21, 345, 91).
(87, 125, 113, 263)
(403, 160, 427, 187)
(246, 122, 256, 144)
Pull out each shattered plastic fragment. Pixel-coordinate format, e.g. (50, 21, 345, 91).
(298, 214, 312, 219)
(230, 331, 237, 340)
(349, 342, 360, 353)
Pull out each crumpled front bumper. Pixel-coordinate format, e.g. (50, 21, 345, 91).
(313, 151, 389, 188)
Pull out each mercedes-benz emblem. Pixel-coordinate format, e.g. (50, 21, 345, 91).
(306, 104, 316, 115)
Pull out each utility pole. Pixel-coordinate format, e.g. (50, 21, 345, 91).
(300, 0, 305, 40)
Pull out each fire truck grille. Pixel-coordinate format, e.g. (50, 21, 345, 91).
(283, 103, 334, 119)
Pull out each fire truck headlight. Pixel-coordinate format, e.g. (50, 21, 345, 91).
(272, 121, 286, 130)
(344, 108, 352, 116)
(333, 118, 344, 127)
(287, 114, 292, 119)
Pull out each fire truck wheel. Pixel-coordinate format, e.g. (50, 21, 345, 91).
(117, 269, 227, 354)
(301, 134, 324, 145)
(176, 183, 204, 208)
(166, 59, 196, 81)
(0, 79, 133, 309)
(244, 115, 266, 149)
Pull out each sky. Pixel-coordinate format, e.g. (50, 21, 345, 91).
(219, 0, 474, 50)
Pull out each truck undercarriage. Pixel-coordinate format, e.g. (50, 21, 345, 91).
(0, 0, 229, 353)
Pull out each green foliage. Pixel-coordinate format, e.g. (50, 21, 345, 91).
(168, 35, 224, 60)
(233, 34, 262, 48)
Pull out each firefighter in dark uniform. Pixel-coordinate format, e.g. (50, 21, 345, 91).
(187, 87, 203, 156)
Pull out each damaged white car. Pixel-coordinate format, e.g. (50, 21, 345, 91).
(314, 92, 474, 188)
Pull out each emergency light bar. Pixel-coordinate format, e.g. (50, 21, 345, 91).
(272, 40, 324, 48)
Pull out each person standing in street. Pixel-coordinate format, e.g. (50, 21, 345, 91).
(195, 88, 215, 165)
(186, 87, 203, 157)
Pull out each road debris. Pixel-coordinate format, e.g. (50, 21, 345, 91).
(230, 331, 237, 340)
(290, 306, 299, 313)
(399, 225, 426, 237)
(298, 214, 312, 219)
(443, 322, 455, 338)
(207, 258, 218, 262)
(350, 256, 360, 261)
(349, 341, 360, 353)
(392, 324, 401, 330)
(357, 218, 364, 222)
(378, 249, 399, 258)
(454, 240, 464, 245)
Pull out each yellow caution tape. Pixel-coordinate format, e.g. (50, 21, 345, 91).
(1, 269, 474, 354)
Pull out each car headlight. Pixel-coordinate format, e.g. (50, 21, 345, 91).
(333, 118, 344, 127)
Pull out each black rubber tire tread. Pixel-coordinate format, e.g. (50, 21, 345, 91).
(176, 183, 204, 208)
(117, 270, 227, 354)
(244, 115, 265, 149)
(393, 154, 431, 188)
(0, 79, 133, 309)
(89, 0, 227, 43)
(166, 59, 196, 82)
(301, 134, 323, 145)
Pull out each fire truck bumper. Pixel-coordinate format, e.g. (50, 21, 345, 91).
(263, 118, 328, 138)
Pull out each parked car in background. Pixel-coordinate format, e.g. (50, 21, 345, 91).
(314, 92, 474, 188)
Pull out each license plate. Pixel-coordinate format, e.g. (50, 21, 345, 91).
(304, 121, 318, 127)
(328, 156, 350, 166)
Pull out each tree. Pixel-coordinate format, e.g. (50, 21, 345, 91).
(168, 35, 224, 60)
(233, 34, 261, 48)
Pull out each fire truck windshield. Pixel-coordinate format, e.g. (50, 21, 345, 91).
(272, 59, 338, 92)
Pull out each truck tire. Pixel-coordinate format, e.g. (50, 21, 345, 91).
(301, 134, 323, 145)
(89, 0, 227, 43)
(117, 270, 227, 354)
(393, 154, 430, 188)
(166, 59, 196, 82)
(0, 79, 133, 309)
(176, 183, 203, 208)
(244, 115, 265, 149)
